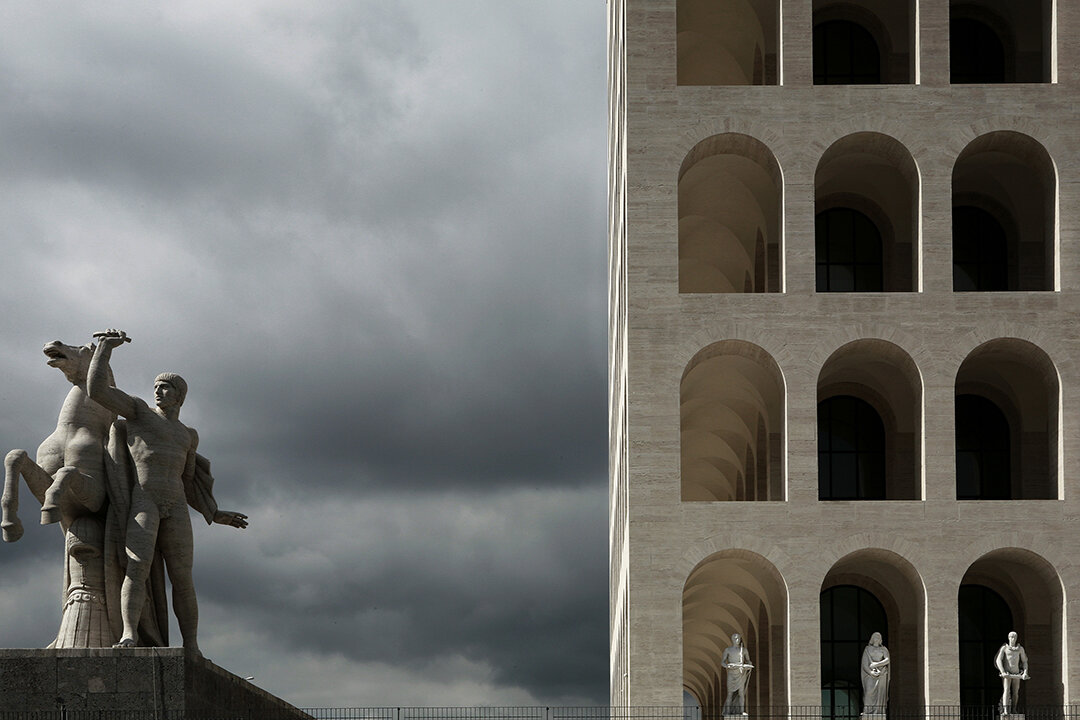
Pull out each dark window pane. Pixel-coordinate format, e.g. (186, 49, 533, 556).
(951, 18, 1005, 83)
(831, 212, 855, 261)
(854, 267, 882, 292)
(829, 265, 855, 292)
(857, 406, 885, 450)
(956, 452, 981, 499)
(819, 396, 886, 500)
(815, 20, 882, 85)
(826, 29, 850, 76)
(831, 405, 858, 452)
(953, 206, 1010, 291)
(831, 454, 858, 498)
(817, 208, 883, 293)
(955, 394, 1011, 499)
(854, 214, 882, 262)
(954, 264, 978, 292)
(857, 454, 886, 499)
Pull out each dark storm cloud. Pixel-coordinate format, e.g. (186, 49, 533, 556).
(0, 3, 419, 209)
(0, 0, 608, 707)
(194, 488, 608, 703)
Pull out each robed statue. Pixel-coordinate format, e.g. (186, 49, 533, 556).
(861, 632, 890, 716)
(721, 632, 754, 716)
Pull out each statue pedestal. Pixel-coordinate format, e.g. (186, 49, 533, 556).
(0, 648, 310, 718)
(723, 714, 748, 719)
(861, 714, 887, 720)
(1001, 715, 1025, 720)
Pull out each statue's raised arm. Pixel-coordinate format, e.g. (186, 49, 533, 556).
(87, 330, 137, 419)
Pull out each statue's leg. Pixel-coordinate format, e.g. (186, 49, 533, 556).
(2, 450, 52, 542)
(1001, 676, 1012, 715)
(115, 494, 158, 648)
(158, 514, 200, 655)
(41, 466, 106, 526)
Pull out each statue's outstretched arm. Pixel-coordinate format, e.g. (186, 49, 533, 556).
(213, 510, 249, 529)
(88, 330, 137, 418)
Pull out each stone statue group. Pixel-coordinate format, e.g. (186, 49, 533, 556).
(1, 330, 247, 653)
(718, 630, 1029, 717)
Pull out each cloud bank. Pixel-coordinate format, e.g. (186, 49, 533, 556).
(0, 0, 608, 707)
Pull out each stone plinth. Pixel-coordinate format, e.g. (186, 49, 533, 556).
(0, 648, 310, 718)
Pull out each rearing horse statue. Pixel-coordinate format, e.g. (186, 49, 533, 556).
(2, 339, 115, 542)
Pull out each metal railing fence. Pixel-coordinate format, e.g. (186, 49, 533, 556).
(3, 706, 1080, 720)
(299, 707, 1080, 720)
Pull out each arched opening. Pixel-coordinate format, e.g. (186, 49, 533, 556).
(813, 1, 916, 85)
(680, 134, 783, 293)
(684, 551, 788, 714)
(953, 132, 1057, 291)
(682, 341, 785, 501)
(960, 549, 1065, 706)
(958, 585, 1014, 707)
(821, 550, 926, 715)
(816, 133, 920, 292)
(678, 0, 780, 85)
(950, 1, 1053, 83)
(818, 340, 922, 500)
(955, 339, 1059, 499)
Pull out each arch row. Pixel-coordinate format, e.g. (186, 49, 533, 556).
(683, 547, 1066, 711)
(681, 337, 1060, 503)
(677, 0, 1054, 86)
(678, 129, 1058, 295)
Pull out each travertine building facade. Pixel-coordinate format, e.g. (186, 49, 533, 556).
(608, 0, 1079, 712)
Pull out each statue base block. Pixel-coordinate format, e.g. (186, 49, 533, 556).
(861, 714, 887, 720)
(0, 648, 311, 718)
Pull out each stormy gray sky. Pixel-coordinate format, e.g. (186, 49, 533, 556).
(0, 1, 608, 707)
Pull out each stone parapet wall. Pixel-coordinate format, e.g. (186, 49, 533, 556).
(0, 648, 310, 717)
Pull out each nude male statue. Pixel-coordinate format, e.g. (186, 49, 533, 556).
(87, 329, 247, 653)
(994, 631, 1030, 715)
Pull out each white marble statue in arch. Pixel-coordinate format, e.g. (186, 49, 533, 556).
(861, 631, 890, 717)
(721, 632, 754, 716)
(995, 631, 1030, 716)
